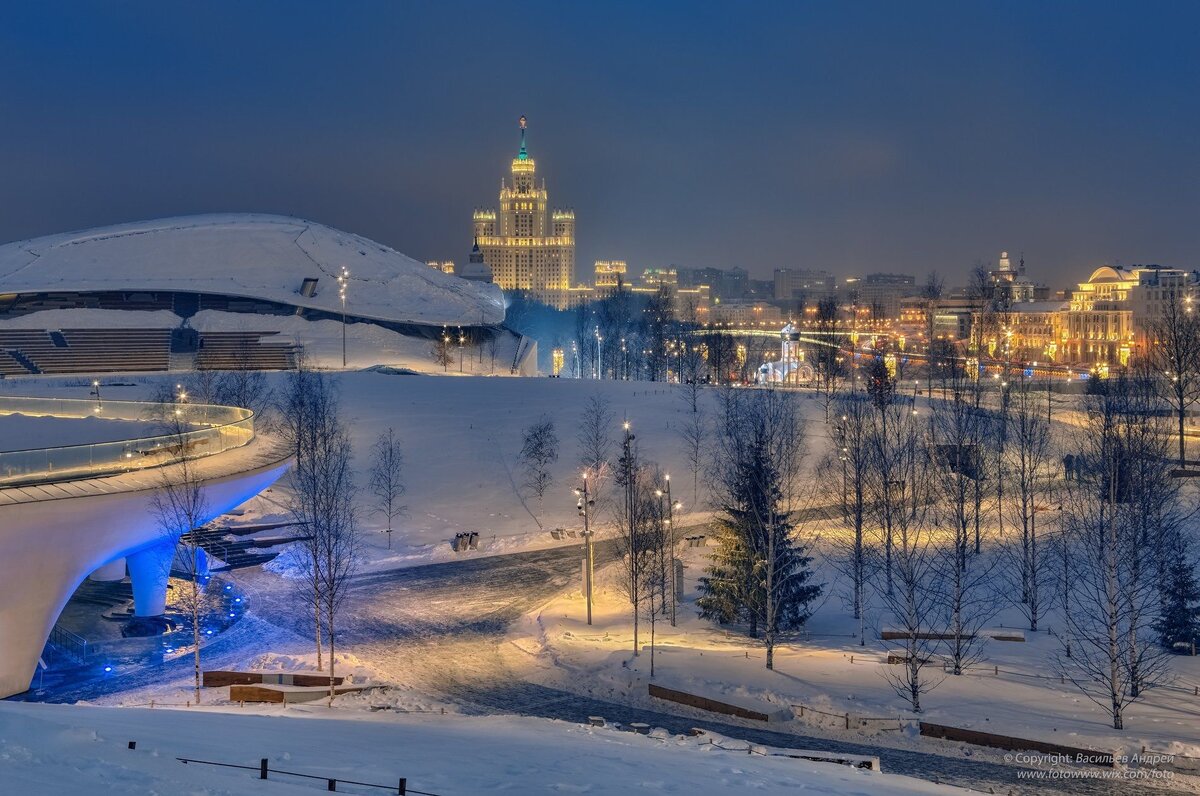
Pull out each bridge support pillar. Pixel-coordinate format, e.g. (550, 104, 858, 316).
(88, 557, 126, 582)
(127, 542, 176, 617)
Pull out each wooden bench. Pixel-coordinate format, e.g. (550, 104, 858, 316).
(203, 670, 344, 688)
(229, 683, 368, 704)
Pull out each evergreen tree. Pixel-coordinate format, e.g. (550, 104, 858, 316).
(1156, 538, 1200, 653)
(697, 423, 821, 643)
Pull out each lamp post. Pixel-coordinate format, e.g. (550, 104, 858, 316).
(337, 266, 350, 368)
(658, 474, 682, 626)
(458, 329, 466, 373)
(574, 474, 596, 625)
(595, 330, 603, 380)
(91, 379, 103, 412)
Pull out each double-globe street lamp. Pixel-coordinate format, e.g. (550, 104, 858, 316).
(573, 473, 596, 625)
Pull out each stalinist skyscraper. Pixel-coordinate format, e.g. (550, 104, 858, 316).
(473, 116, 575, 308)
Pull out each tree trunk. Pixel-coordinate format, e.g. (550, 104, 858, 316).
(327, 602, 337, 707)
(191, 577, 202, 704)
(313, 588, 323, 671)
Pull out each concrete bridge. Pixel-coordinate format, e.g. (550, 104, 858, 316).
(0, 396, 290, 698)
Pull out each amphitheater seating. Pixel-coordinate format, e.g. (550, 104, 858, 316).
(0, 329, 171, 374)
(196, 331, 297, 371)
(0, 327, 297, 375)
(0, 349, 30, 376)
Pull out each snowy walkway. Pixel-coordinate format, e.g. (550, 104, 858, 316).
(21, 542, 1186, 794)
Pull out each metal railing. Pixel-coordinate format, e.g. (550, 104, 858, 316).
(174, 756, 439, 794)
(0, 395, 254, 487)
(46, 623, 92, 664)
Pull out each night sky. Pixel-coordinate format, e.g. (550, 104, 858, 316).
(1, 1, 1197, 289)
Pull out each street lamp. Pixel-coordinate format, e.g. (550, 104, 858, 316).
(458, 329, 466, 373)
(337, 266, 350, 367)
(91, 380, 103, 413)
(658, 474, 683, 626)
(595, 329, 604, 380)
(574, 473, 596, 625)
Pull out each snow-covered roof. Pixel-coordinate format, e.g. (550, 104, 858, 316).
(0, 214, 504, 327)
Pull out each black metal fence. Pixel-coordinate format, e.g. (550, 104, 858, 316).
(173, 755, 440, 795)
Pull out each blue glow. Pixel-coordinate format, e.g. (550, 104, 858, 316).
(103, 665, 113, 673)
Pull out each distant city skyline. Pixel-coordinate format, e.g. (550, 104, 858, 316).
(0, 2, 1197, 288)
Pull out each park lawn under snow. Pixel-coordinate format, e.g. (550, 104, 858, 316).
(0, 701, 969, 795)
(0, 371, 740, 567)
(10, 371, 1200, 784)
(509, 547, 1200, 769)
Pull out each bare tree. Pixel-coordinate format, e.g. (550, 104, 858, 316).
(308, 422, 359, 706)
(149, 398, 212, 705)
(920, 271, 944, 397)
(577, 393, 615, 499)
(281, 364, 345, 673)
(813, 297, 844, 421)
(832, 393, 875, 645)
(217, 367, 274, 430)
(1146, 285, 1200, 468)
(431, 330, 453, 371)
(678, 338, 707, 412)
(369, 427, 405, 549)
(874, 409, 941, 712)
(519, 415, 559, 526)
(677, 405, 709, 509)
(1003, 377, 1055, 630)
(1055, 374, 1172, 729)
(614, 421, 649, 655)
(486, 333, 500, 374)
(642, 470, 675, 677)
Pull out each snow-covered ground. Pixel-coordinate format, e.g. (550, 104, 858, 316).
(8, 372, 1200, 793)
(0, 700, 968, 795)
(0, 413, 157, 451)
(509, 552, 1200, 771)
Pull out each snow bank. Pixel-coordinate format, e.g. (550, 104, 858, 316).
(0, 701, 967, 794)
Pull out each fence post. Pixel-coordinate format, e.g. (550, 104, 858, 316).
(328, 778, 337, 791)
(127, 741, 136, 750)
(845, 713, 850, 730)
(398, 777, 406, 795)
(260, 759, 269, 780)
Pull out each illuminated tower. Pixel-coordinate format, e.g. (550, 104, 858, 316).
(473, 116, 575, 308)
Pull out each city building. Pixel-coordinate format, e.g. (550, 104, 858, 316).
(428, 260, 455, 274)
(844, 273, 917, 320)
(593, 260, 628, 291)
(706, 300, 782, 326)
(987, 251, 1037, 303)
(564, 261, 710, 320)
(473, 117, 575, 308)
(773, 268, 837, 302)
(676, 265, 748, 300)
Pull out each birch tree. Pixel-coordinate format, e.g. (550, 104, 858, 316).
(150, 398, 212, 705)
(369, 427, 405, 549)
(519, 416, 559, 526)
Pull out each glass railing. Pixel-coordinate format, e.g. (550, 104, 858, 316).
(0, 396, 255, 487)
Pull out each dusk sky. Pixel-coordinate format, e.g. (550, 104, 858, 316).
(1, 1, 1197, 289)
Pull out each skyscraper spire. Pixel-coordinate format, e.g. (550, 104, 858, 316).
(518, 115, 529, 160)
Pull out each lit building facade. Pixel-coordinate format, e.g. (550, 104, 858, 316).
(473, 117, 575, 308)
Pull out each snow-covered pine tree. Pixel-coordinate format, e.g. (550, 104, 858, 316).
(1156, 536, 1200, 653)
(698, 391, 821, 660)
